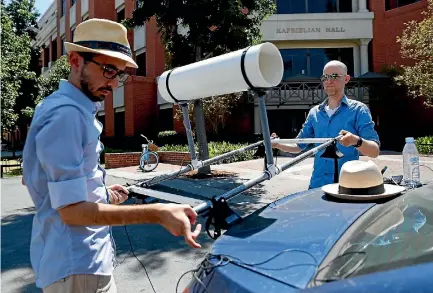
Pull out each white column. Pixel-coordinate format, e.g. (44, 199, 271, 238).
(360, 39, 371, 74)
(353, 44, 361, 77)
(358, 0, 368, 12)
(352, 0, 359, 12)
(254, 105, 261, 134)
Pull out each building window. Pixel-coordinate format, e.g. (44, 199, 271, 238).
(62, 37, 66, 55)
(61, 0, 66, 17)
(71, 0, 76, 6)
(136, 52, 146, 76)
(276, 0, 352, 14)
(386, 0, 420, 10)
(117, 8, 125, 22)
(114, 111, 125, 138)
(280, 48, 354, 80)
(52, 39, 57, 61)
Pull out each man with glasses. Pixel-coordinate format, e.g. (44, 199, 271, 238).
(271, 60, 380, 189)
(22, 19, 201, 293)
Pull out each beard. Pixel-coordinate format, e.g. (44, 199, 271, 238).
(79, 68, 109, 102)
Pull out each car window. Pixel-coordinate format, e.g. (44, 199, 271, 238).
(315, 185, 433, 283)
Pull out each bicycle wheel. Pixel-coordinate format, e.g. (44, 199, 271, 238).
(140, 152, 159, 172)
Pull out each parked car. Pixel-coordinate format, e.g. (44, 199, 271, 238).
(183, 184, 433, 293)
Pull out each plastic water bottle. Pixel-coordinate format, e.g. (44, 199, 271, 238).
(403, 137, 420, 188)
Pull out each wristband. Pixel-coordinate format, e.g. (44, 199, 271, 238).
(354, 136, 363, 148)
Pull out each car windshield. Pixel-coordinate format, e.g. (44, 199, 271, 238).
(315, 185, 433, 283)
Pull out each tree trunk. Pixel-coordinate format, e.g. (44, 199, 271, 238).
(194, 46, 211, 174)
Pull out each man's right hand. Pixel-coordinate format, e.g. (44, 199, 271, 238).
(158, 203, 202, 248)
(271, 132, 280, 148)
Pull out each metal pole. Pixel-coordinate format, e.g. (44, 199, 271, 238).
(279, 136, 342, 173)
(194, 136, 342, 214)
(135, 140, 264, 188)
(180, 103, 197, 162)
(272, 138, 335, 144)
(258, 94, 274, 167)
(201, 141, 263, 166)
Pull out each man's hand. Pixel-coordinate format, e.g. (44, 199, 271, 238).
(108, 184, 129, 205)
(338, 130, 359, 147)
(271, 132, 279, 147)
(159, 203, 202, 248)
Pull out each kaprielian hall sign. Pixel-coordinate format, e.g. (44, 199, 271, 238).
(276, 27, 346, 34)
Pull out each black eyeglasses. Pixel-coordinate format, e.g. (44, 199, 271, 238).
(320, 73, 346, 82)
(84, 58, 130, 83)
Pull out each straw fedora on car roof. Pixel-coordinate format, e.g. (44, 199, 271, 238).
(64, 18, 138, 68)
(322, 160, 406, 201)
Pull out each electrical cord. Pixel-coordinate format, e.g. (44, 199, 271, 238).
(176, 249, 319, 293)
(123, 225, 158, 293)
(120, 153, 190, 293)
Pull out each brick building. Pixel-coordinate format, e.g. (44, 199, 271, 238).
(35, 0, 166, 149)
(34, 0, 431, 150)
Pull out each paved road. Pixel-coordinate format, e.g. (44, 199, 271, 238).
(1, 177, 215, 293)
(2, 153, 433, 293)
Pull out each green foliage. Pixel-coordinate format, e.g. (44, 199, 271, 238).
(128, 0, 276, 68)
(158, 141, 255, 164)
(0, 5, 32, 131)
(157, 130, 185, 145)
(3, 0, 41, 132)
(158, 130, 178, 137)
(416, 136, 433, 155)
(37, 56, 71, 103)
(396, 0, 433, 107)
(174, 92, 245, 135)
(4, 0, 39, 39)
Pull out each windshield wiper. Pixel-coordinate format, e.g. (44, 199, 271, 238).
(313, 251, 367, 285)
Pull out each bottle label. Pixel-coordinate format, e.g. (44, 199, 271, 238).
(409, 157, 419, 165)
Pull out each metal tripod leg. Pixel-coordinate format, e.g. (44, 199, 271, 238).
(257, 93, 276, 174)
(180, 103, 198, 164)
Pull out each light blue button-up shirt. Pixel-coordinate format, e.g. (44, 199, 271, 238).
(296, 96, 380, 189)
(22, 80, 114, 288)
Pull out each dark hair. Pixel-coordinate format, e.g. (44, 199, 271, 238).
(77, 51, 101, 61)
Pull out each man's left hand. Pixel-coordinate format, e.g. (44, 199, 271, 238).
(338, 130, 359, 147)
(108, 184, 129, 205)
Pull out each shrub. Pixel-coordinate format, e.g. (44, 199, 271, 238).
(416, 136, 433, 155)
(157, 130, 185, 146)
(158, 141, 255, 164)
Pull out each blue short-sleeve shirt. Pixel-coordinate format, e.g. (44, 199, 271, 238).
(22, 80, 114, 288)
(296, 96, 380, 189)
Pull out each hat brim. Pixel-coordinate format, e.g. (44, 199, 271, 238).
(65, 42, 138, 69)
(321, 183, 406, 201)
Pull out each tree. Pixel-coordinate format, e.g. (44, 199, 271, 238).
(4, 0, 39, 38)
(396, 0, 433, 107)
(174, 92, 244, 135)
(37, 55, 71, 103)
(0, 4, 32, 132)
(126, 0, 275, 174)
(4, 0, 41, 140)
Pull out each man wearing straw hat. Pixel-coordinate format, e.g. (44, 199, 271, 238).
(22, 19, 201, 293)
(272, 60, 380, 189)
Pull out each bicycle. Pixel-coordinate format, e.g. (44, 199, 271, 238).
(139, 134, 159, 172)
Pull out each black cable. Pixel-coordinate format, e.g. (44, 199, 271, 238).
(420, 164, 433, 174)
(123, 225, 158, 293)
(176, 248, 319, 292)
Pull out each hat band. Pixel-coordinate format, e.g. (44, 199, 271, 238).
(339, 183, 385, 195)
(74, 41, 132, 57)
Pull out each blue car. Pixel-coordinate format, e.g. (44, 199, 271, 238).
(182, 184, 433, 293)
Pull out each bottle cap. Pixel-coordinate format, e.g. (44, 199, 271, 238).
(405, 137, 415, 143)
